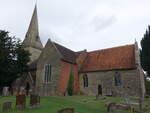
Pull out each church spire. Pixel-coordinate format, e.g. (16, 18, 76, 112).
(23, 5, 43, 50)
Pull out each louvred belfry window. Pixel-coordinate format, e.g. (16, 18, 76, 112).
(44, 64, 52, 83)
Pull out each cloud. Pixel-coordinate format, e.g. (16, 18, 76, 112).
(90, 15, 117, 32)
(0, 0, 150, 51)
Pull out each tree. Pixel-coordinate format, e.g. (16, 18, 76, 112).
(145, 79, 150, 95)
(0, 30, 30, 88)
(15, 40, 30, 75)
(140, 26, 150, 77)
(67, 72, 74, 96)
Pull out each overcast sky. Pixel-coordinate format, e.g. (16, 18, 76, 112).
(0, 0, 150, 51)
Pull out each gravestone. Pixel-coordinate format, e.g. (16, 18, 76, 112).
(106, 102, 117, 113)
(30, 94, 40, 107)
(96, 95, 106, 100)
(2, 87, 9, 96)
(2, 101, 12, 112)
(116, 104, 131, 110)
(16, 94, 26, 109)
(58, 108, 74, 113)
(123, 98, 139, 106)
(123, 98, 130, 104)
(106, 102, 132, 113)
(19, 87, 26, 95)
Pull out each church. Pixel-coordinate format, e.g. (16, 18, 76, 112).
(13, 6, 146, 97)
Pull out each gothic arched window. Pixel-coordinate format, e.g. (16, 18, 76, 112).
(44, 64, 52, 83)
(114, 72, 122, 86)
(83, 74, 88, 87)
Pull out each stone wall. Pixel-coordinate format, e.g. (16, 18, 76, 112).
(134, 41, 146, 97)
(11, 72, 35, 95)
(36, 40, 61, 96)
(24, 47, 42, 63)
(79, 69, 141, 97)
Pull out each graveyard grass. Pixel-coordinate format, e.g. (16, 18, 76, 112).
(0, 96, 150, 113)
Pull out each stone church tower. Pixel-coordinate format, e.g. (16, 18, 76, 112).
(11, 5, 43, 94)
(23, 5, 43, 63)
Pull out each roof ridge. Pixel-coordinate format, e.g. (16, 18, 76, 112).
(53, 42, 77, 64)
(88, 44, 135, 53)
(53, 42, 75, 53)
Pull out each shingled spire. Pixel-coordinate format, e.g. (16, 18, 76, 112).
(23, 5, 43, 50)
(23, 5, 43, 63)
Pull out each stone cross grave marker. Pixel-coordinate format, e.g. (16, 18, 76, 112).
(16, 94, 26, 110)
(58, 108, 74, 113)
(2, 101, 12, 112)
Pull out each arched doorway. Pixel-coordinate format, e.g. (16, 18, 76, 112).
(25, 82, 30, 96)
(98, 84, 102, 95)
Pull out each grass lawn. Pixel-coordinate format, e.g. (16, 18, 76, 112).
(0, 96, 149, 113)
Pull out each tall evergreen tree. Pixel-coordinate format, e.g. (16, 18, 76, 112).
(140, 26, 150, 77)
(0, 30, 30, 88)
(67, 72, 74, 96)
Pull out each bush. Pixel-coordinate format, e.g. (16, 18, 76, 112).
(145, 95, 149, 98)
(67, 72, 74, 96)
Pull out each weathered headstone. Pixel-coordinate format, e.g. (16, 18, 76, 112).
(123, 98, 130, 104)
(16, 94, 26, 110)
(106, 102, 132, 113)
(2, 87, 9, 96)
(96, 95, 106, 100)
(30, 94, 40, 107)
(106, 102, 117, 113)
(58, 108, 74, 113)
(19, 87, 26, 95)
(122, 98, 139, 106)
(2, 101, 12, 112)
(116, 104, 131, 110)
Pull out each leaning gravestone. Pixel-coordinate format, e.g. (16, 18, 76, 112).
(16, 94, 26, 110)
(2, 101, 12, 112)
(58, 108, 74, 113)
(30, 94, 40, 108)
(2, 87, 9, 96)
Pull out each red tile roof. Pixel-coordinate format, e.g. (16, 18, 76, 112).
(80, 44, 136, 72)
